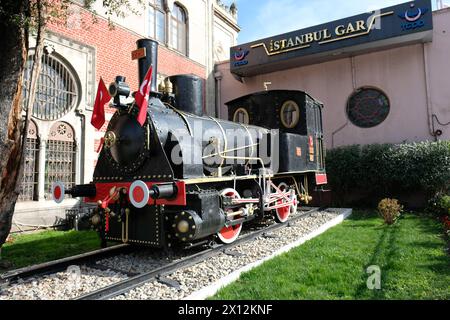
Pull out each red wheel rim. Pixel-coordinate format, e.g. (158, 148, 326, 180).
(275, 183, 295, 223)
(276, 200, 291, 223)
(217, 189, 243, 244)
(218, 224, 242, 242)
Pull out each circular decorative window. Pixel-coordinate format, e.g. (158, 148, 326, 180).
(347, 88, 390, 128)
(23, 52, 80, 121)
(233, 108, 250, 125)
(280, 100, 300, 129)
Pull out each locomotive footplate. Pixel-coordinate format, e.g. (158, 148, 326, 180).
(105, 205, 164, 247)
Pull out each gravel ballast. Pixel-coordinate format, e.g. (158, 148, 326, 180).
(0, 209, 346, 300)
(0, 266, 127, 300)
(115, 209, 344, 300)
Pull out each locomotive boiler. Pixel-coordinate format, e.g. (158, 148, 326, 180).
(52, 39, 328, 248)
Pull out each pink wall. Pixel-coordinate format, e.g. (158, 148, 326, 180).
(217, 9, 450, 148)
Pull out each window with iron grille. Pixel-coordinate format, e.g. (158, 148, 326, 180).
(23, 52, 79, 121)
(45, 122, 76, 200)
(19, 120, 39, 202)
(171, 3, 187, 55)
(148, 0, 166, 42)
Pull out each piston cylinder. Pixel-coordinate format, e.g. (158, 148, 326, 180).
(172, 209, 226, 242)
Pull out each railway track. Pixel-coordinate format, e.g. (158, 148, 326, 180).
(75, 207, 321, 300)
(0, 244, 134, 286)
(0, 207, 326, 300)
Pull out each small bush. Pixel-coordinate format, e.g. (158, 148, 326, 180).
(443, 216, 450, 236)
(428, 193, 450, 217)
(378, 199, 403, 225)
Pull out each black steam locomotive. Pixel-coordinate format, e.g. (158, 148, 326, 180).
(52, 39, 327, 248)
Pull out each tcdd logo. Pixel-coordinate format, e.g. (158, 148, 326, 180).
(234, 48, 249, 67)
(398, 3, 428, 31)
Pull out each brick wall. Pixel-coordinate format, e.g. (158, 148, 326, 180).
(49, 7, 206, 92)
(48, 5, 206, 153)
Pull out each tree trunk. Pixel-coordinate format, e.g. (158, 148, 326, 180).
(20, 0, 47, 204)
(0, 1, 29, 250)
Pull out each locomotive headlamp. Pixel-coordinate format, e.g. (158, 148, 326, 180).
(109, 76, 130, 98)
(109, 83, 118, 97)
(109, 76, 131, 109)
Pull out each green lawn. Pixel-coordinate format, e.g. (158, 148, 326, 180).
(0, 230, 101, 271)
(213, 211, 450, 300)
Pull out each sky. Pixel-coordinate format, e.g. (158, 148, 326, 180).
(222, 0, 439, 44)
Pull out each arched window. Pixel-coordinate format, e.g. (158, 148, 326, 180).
(171, 3, 187, 55)
(347, 87, 390, 128)
(23, 52, 80, 120)
(19, 120, 39, 202)
(233, 108, 249, 125)
(45, 122, 76, 200)
(280, 100, 300, 129)
(148, 0, 166, 42)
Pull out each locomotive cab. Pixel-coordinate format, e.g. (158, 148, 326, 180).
(226, 90, 326, 176)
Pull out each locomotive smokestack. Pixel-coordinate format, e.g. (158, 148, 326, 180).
(137, 39, 158, 93)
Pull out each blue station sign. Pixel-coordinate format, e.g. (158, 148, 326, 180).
(230, 0, 433, 77)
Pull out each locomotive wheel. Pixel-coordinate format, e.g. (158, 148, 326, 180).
(217, 188, 243, 244)
(274, 183, 298, 223)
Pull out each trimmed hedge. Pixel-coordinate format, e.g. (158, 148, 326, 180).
(325, 141, 450, 207)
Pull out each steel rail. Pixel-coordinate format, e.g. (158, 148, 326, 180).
(74, 207, 321, 300)
(0, 244, 132, 285)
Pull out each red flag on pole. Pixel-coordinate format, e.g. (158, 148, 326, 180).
(91, 78, 111, 130)
(135, 66, 153, 126)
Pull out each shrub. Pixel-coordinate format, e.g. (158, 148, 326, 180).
(428, 193, 450, 217)
(326, 141, 450, 206)
(443, 216, 450, 236)
(378, 199, 403, 225)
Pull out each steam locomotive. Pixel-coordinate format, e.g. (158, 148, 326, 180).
(52, 39, 327, 248)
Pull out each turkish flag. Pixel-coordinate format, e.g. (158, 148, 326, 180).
(91, 78, 110, 130)
(135, 66, 153, 126)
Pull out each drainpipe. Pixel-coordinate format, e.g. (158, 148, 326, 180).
(38, 138, 47, 201)
(214, 69, 223, 119)
(331, 56, 355, 148)
(422, 42, 437, 141)
(76, 109, 86, 185)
